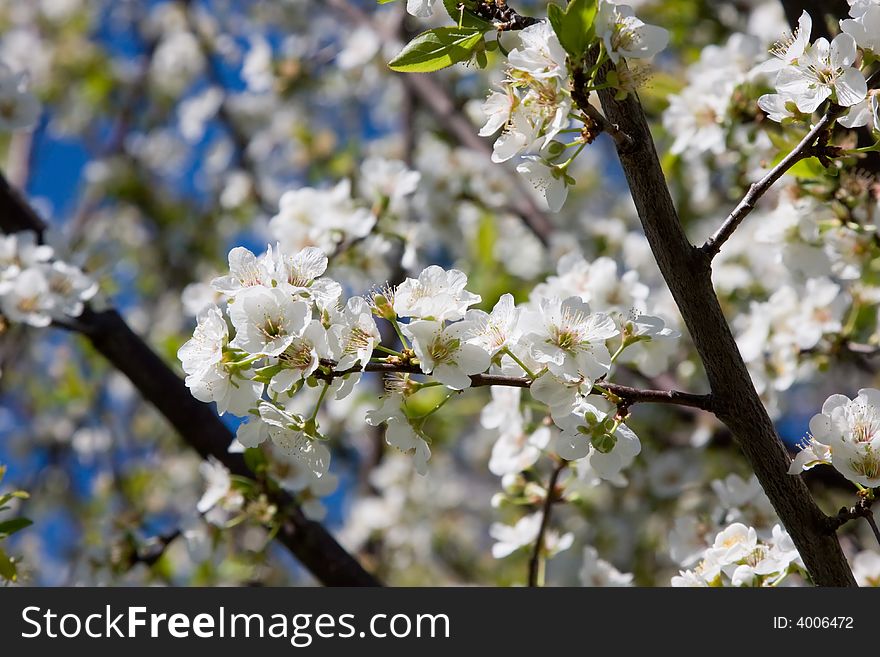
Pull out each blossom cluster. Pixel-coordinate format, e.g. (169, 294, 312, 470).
(758, 11, 877, 129)
(0, 232, 97, 329)
(672, 522, 805, 587)
(480, 21, 573, 212)
(789, 388, 880, 488)
(179, 242, 678, 484)
(479, 2, 667, 212)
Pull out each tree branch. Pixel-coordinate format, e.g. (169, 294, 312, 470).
(824, 493, 880, 550)
(0, 174, 380, 587)
(588, 58, 857, 585)
(701, 109, 842, 259)
(703, 67, 879, 259)
(317, 359, 715, 410)
(527, 460, 565, 587)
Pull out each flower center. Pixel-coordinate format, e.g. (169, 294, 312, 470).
(260, 314, 285, 339)
(550, 306, 592, 352)
(850, 449, 880, 480)
(850, 403, 880, 443)
(344, 326, 373, 356)
(279, 340, 314, 370)
(429, 336, 459, 365)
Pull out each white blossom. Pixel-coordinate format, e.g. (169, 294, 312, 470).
(490, 512, 573, 559)
(404, 319, 491, 390)
(774, 33, 867, 112)
(393, 266, 481, 322)
(579, 546, 634, 586)
(228, 285, 310, 357)
(595, 0, 669, 64)
(521, 296, 618, 384)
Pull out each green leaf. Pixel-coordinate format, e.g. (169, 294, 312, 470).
(785, 157, 827, 179)
(389, 27, 484, 73)
(442, 0, 491, 30)
(377, 0, 398, 4)
(243, 447, 268, 474)
(547, 0, 598, 58)
(770, 147, 826, 179)
(0, 517, 32, 538)
(0, 491, 29, 508)
(0, 547, 16, 582)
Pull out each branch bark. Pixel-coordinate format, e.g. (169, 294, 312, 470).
(587, 76, 857, 585)
(317, 359, 715, 411)
(0, 175, 380, 587)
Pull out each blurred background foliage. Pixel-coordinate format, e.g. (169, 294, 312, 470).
(0, 0, 875, 586)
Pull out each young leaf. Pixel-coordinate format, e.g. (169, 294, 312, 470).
(442, 0, 491, 30)
(389, 27, 484, 73)
(547, 0, 598, 58)
(0, 517, 32, 538)
(0, 547, 16, 582)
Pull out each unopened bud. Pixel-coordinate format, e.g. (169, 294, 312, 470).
(371, 292, 396, 320)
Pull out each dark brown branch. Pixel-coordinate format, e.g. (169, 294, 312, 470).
(0, 174, 47, 236)
(824, 495, 880, 549)
(527, 461, 565, 587)
(0, 175, 379, 587)
(589, 56, 856, 585)
(470, 1, 541, 30)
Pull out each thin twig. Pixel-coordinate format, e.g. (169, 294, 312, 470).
(703, 69, 880, 259)
(581, 102, 635, 152)
(317, 359, 715, 410)
(701, 111, 841, 259)
(527, 461, 566, 587)
(824, 495, 876, 537)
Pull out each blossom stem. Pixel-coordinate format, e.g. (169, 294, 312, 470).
(227, 354, 262, 370)
(375, 344, 405, 357)
(842, 301, 862, 337)
(845, 143, 880, 154)
(558, 142, 587, 170)
(609, 340, 628, 365)
(309, 381, 331, 422)
(389, 317, 411, 349)
(418, 391, 458, 421)
(502, 347, 536, 379)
